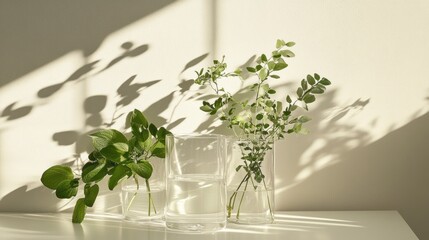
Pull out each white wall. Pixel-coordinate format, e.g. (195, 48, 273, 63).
(0, 0, 428, 238)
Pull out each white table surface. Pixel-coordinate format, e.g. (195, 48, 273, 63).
(0, 211, 418, 240)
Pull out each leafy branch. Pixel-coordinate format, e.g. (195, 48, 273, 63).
(193, 39, 331, 220)
(41, 109, 171, 223)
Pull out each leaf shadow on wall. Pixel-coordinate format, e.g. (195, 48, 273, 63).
(0, 41, 150, 123)
(275, 96, 429, 239)
(0, 72, 168, 212)
(0, 49, 211, 212)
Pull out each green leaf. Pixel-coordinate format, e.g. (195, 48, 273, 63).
(261, 54, 267, 62)
(311, 87, 324, 94)
(258, 68, 268, 80)
(256, 114, 263, 120)
(280, 50, 295, 57)
(100, 145, 125, 163)
(84, 184, 99, 207)
(200, 105, 212, 112)
(41, 165, 74, 190)
(273, 62, 288, 71)
(72, 198, 87, 224)
(293, 123, 302, 133)
(301, 79, 308, 90)
(267, 61, 275, 70)
(276, 39, 285, 48)
(303, 94, 316, 103)
(88, 151, 102, 161)
(276, 101, 283, 115)
(55, 179, 78, 199)
(108, 165, 130, 190)
(320, 78, 331, 85)
(90, 129, 127, 151)
(131, 109, 148, 128)
(286, 95, 292, 103)
(235, 165, 242, 172)
(286, 41, 296, 47)
(128, 161, 153, 179)
(298, 116, 312, 123)
(307, 74, 316, 85)
(267, 89, 276, 94)
(314, 73, 321, 80)
(297, 87, 303, 97)
(270, 74, 280, 79)
(82, 161, 107, 183)
(149, 123, 157, 137)
(157, 127, 170, 145)
(246, 67, 256, 73)
(152, 146, 166, 158)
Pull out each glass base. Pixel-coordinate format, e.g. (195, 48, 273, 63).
(166, 221, 226, 232)
(123, 214, 164, 223)
(228, 213, 274, 225)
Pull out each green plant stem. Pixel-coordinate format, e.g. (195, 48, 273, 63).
(262, 178, 274, 221)
(236, 176, 250, 220)
(145, 178, 157, 216)
(227, 173, 250, 218)
(127, 174, 140, 212)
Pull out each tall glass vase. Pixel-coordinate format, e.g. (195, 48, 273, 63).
(226, 138, 275, 224)
(121, 157, 166, 222)
(165, 134, 227, 232)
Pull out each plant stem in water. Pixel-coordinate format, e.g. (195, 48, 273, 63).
(127, 175, 140, 212)
(262, 178, 274, 221)
(236, 176, 249, 219)
(145, 178, 157, 216)
(227, 173, 249, 218)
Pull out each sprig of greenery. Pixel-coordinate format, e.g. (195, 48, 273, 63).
(41, 109, 171, 223)
(193, 39, 331, 220)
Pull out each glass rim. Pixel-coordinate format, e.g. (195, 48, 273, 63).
(165, 133, 226, 139)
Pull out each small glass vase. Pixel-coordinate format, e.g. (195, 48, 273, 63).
(165, 134, 227, 232)
(226, 138, 275, 224)
(121, 157, 166, 222)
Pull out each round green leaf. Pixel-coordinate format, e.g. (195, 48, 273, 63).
(55, 180, 78, 199)
(320, 78, 331, 85)
(82, 161, 107, 183)
(307, 74, 316, 85)
(41, 165, 74, 190)
(273, 62, 288, 71)
(128, 161, 153, 179)
(90, 129, 127, 151)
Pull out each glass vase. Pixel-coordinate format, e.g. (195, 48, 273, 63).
(121, 157, 166, 222)
(165, 134, 227, 232)
(226, 138, 275, 224)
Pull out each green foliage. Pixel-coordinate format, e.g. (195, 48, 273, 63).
(72, 198, 87, 224)
(192, 39, 331, 219)
(40, 109, 171, 223)
(41, 165, 74, 190)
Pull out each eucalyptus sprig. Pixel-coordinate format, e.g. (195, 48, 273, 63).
(41, 109, 171, 223)
(193, 39, 331, 219)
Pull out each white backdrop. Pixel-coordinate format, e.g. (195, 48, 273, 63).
(0, 0, 428, 238)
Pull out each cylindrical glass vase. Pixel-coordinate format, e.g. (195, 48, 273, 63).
(165, 134, 227, 232)
(226, 138, 275, 224)
(121, 157, 165, 222)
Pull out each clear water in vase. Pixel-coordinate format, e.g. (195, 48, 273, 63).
(227, 187, 274, 224)
(165, 174, 226, 231)
(121, 185, 165, 221)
